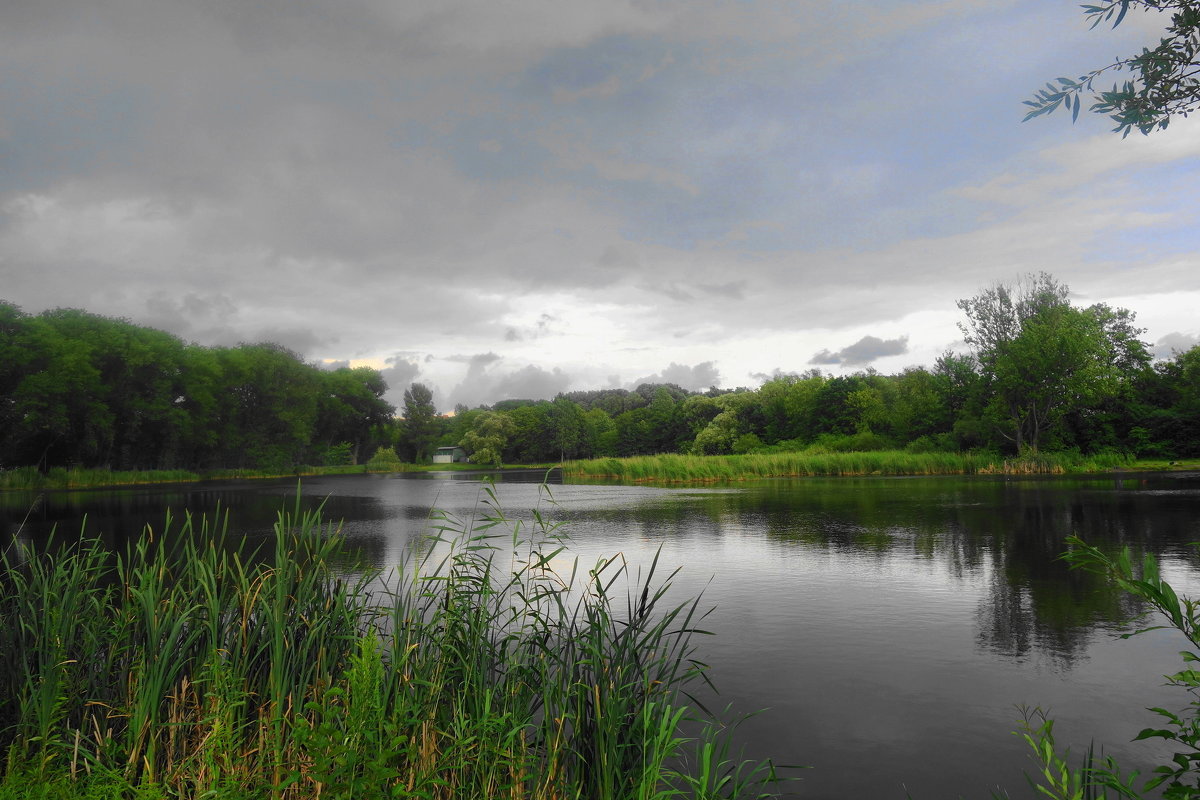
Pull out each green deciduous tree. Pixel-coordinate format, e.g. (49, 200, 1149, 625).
(401, 382, 438, 462)
(958, 273, 1149, 453)
(316, 367, 394, 464)
(547, 396, 585, 461)
(458, 411, 515, 466)
(1025, 1, 1200, 135)
(212, 344, 322, 469)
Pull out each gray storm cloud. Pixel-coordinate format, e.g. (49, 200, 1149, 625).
(2, 0, 1197, 409)
(632, 362, 721, 391)
(381, 355, 423, 408)
(446, 353, 570, 408)
(809, 335, 909, 367)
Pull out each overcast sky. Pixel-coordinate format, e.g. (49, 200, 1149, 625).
(3, 0, 1198, 410)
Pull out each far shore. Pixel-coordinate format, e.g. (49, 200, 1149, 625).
(0, 462, 560, 492)
(3, 452, 1197, 493)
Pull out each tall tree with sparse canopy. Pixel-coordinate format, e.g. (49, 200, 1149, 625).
(1024, 1, 1200, 136)
(401, 382, 438, 462)
(958, 272, 1149, 453)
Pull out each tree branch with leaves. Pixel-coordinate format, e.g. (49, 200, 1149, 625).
(1024, 1, 1200, 136)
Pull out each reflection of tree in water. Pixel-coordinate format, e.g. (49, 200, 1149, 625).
(974, 479, 1199, 662)
(577, 474, 1199, 665)
(9, 472, 1198, 667)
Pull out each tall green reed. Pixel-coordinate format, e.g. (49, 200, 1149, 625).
(563, 449, 1135, 483)
(1, 485, 786, 799)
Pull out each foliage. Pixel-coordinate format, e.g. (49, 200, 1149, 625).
(562, 449, 1088, 483)
(0, 490, 788, 799)
(1005, 537, 1200, 799)
(957, 273, 1150, 453)
(400, 382, 438, 462)
(458, 411, 514, 466)
(0, 303, 394, 473)
(320, 441, 355, 466)
(364, 445, 404, 471)
(1024, 1, 1200, 135)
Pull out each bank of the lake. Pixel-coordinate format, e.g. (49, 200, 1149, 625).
(0, 462, 558, 492)
(561, 450, 1196, 482)
(7, 451, 1197, 492)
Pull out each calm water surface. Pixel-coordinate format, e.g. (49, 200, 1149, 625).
(4, 469, 1200, 799)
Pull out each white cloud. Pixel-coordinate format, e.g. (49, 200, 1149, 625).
(1153, 332, 1200, 360)
(958, 119, 1200, 209)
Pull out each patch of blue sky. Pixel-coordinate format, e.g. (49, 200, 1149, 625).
(1081, 163, 1200, 264)
(434, 118, 552, 183)
(1088, 227, 1200, 266)
(520, 34, 665, 100)
(0, 80, 153, 195)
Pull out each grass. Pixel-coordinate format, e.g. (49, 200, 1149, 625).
(0, 461, 554, 492)
(562, 450, 1144, 483)
(0, 487, 786, 799)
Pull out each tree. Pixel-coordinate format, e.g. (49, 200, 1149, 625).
(547, 397, 585, 460)
(1024, 1, 1200, 136)
(958, 273, 1148, 453)
(210, 343, 322, 469)
(690, 392, 757, 455)
(459, 411, 515, 466)
(401, 382, 438, 462)
(315, 367, 394, 464)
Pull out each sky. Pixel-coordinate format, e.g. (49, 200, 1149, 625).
(2, 0, 1198, 411)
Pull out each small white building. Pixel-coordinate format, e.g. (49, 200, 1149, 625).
(432, 446, 468, 464)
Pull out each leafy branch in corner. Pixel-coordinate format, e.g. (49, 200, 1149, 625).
(1024, 1, 1200, 136)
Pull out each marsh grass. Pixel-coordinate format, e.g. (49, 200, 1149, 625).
(0, 461, 549, 492)
(0, 487, 784, 799)
(562, 450, 1136, 483)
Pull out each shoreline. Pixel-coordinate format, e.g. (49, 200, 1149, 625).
(4, 453, 1197, 493)
(0, 462, 560, 492)
(561, 451, 1200, 483)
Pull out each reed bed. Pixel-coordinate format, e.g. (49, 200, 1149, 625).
(562, 450, 1135, 483)
(0, 490, 782, 799)
(0, 463, 426, 492)
(0, 467, 203, 491)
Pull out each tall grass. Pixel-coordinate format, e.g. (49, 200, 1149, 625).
(562, 450, 1136, 483)
(0, 489, 784, 799)
(0, 467, 203, 491)
(0, 460, 534, 492)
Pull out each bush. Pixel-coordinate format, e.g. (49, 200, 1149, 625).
(322, 442, 355, 466)
(808, 431, 895, 453)
(365, 446, 402, 470)
(903, 434, 957, 454)
(731, 433, 765, 455)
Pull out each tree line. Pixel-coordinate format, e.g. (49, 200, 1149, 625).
(3, 273, 1198, 473)
(441, 274, 1199, 464)
(0, 302, 394, 472)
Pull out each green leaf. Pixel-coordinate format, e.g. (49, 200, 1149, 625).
(1114, 0, 1129, 28)
(1134, 728, 1176, 741)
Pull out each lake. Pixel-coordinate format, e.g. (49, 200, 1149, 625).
(4, 469, 1200, 798)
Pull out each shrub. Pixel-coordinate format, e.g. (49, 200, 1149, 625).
(365, 446, 402, 470)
